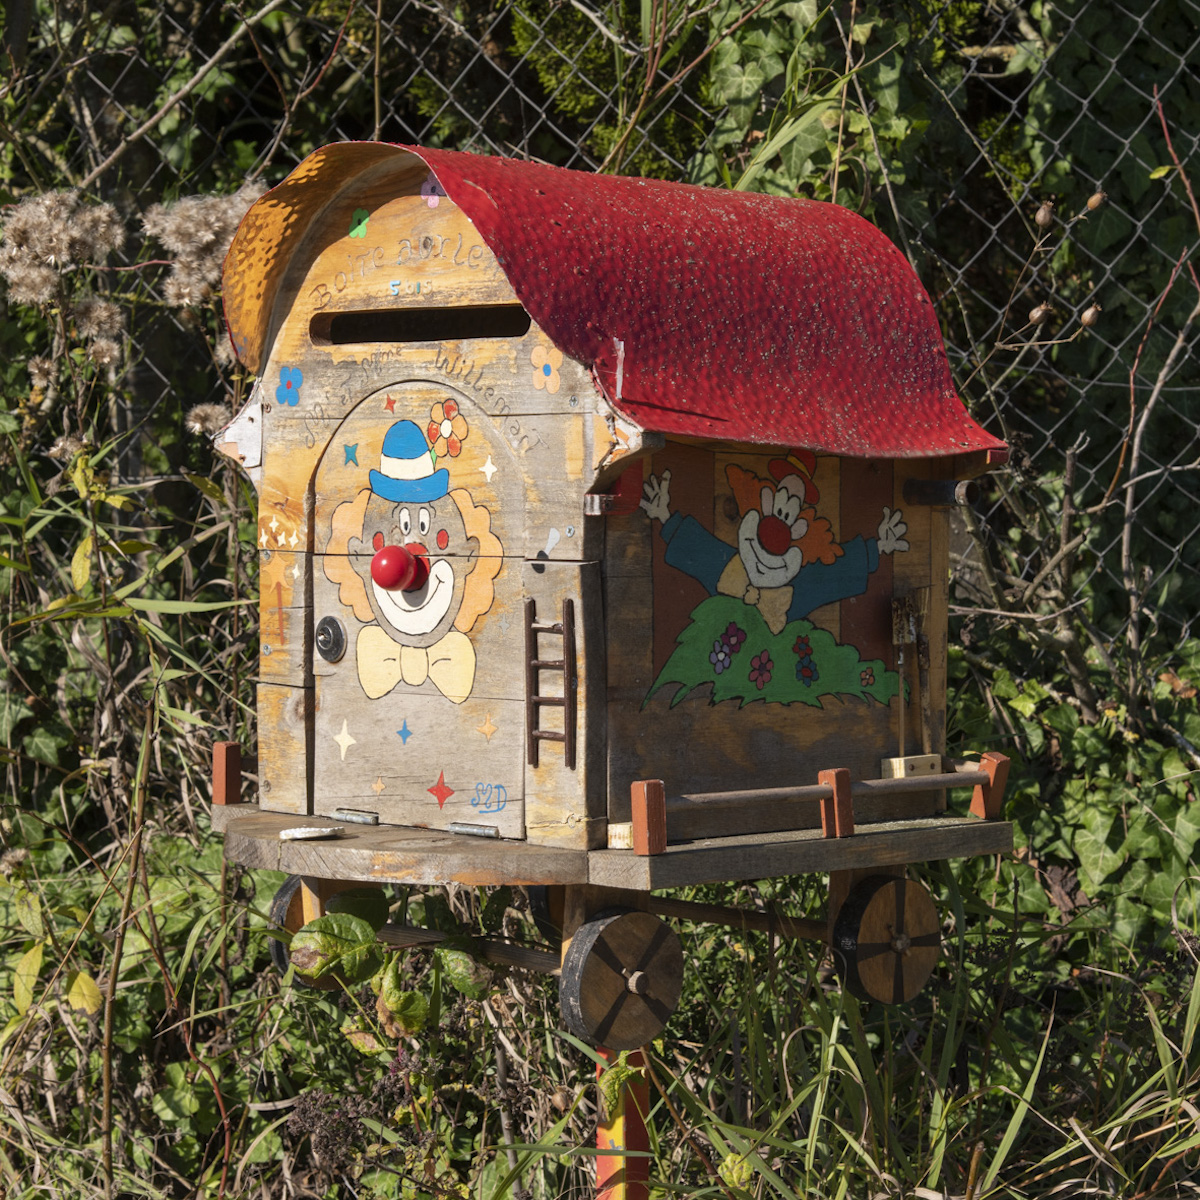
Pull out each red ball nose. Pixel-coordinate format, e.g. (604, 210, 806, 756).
(371, 544, 415, 590)
(757, 514, 792, 557)
(403, 543, 430, 591)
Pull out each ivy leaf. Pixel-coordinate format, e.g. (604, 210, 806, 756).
(1074, 809, 1127, 891)
(65, 970, 103, 1015)
(70, 534, 93, 591)
(433, 946, 493, 1000)
(327, 887, 391, 931)
(289, 913, 382, 983)
(153, 1079, 200, 1122)
(14, 942, 44, 1015)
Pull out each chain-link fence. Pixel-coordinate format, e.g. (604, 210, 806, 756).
(5, 0, 1199, 683)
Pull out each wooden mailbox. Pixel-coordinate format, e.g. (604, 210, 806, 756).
(215, 143, 1013, 1040)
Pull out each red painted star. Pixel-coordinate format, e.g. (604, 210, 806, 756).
(428, 771, 454, 809)
(384, 395, 396, 413)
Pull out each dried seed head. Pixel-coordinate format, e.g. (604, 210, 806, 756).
(185, 402, 230, 435)
(1087, 190, 1107, 211)
(49, 433, 85, 460)
(1035, 201, 1055, 229)
(1081, 303, 1102, 328)
(1028, 303, 1053, 326)
(27, 356, 54, 390)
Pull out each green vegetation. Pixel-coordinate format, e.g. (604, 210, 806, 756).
(0, 1, 1197, 1196)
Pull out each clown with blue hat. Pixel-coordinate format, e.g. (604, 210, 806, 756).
(370, 420, 449, 502)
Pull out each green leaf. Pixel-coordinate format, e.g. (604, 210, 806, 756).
(65, 970, 103, 1015)
(326, 887, 391, 931)
(70, 534, 93, 591)
(1074, 809, 1127, 890)
(153, 1081, 200, 1122)
(185, 472, 225, 503)
(433, 946, 493, 1000)
(481, 886, 512, 934)
(1148, 164, 1173, 179)
(14, 942, 44, 1014)
(13, 885, 44, 938)
(289, 913, 382, 983)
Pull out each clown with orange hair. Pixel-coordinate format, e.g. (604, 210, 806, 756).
(324, 419, 502, 704)
(641, 450, 908, 637)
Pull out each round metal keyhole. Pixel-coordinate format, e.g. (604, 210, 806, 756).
(315, 616, 347, 663)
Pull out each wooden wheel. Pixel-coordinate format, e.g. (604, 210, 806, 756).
(832, 876, 940, 1004)
(559, 909, 683, 1051)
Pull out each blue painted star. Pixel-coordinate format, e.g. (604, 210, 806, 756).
(344, 443, 358, 465)
(397, 720, 412, 745)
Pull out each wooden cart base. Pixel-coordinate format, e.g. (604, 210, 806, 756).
(218, 807, 1012, 889)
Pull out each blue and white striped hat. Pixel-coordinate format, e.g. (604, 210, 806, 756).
(369, 420, 449, 503)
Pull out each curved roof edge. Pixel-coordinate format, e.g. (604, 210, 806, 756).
(224, 142, 1008, 463)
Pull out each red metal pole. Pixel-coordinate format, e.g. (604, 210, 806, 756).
(596, 1048, 650, 1200)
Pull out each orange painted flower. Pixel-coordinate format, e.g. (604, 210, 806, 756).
(427, 399, 468, 459)
(531, 343, 562, 394)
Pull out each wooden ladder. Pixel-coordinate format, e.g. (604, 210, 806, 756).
(524, 597, 576, 770)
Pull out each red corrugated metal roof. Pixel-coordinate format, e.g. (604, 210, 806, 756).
(405, 146, 1006, 462)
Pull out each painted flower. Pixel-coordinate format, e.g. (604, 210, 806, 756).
(710, 639, 732, 675)
(421, 174, 446, 207)
(796, 660, 820, 687)
(723, 623, 747, 654)
(427, 399, 468, 459)
(792, 635, 812, 658)
(860, 668, 875, 687)
(749, 651, 773, 690)
(276, 366, 302, 406)
(348, 208, 369, 238)
(531, 343, 563, 394)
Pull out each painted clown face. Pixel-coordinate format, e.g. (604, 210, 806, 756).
(350, 492, 476, 648)
(737, 473, 809, 589)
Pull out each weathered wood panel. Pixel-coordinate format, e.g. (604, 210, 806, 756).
(257, 681, 311, 815)
(588, 816, 1014, 891)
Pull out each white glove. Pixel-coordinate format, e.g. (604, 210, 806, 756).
(640, 469, 672, 524)
(877, 506, 909, 554)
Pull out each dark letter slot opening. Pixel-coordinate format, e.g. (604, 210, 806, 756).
(311, 305, 532, 345)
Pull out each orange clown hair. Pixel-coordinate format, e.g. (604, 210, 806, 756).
(725, 464, 842, 566)
(323, 488, 502, 633)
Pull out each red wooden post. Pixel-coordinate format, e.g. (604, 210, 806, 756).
(596, 1047, 650, 1200)
(630, 780, 666, 856)
(212, 742, 242, 806)
(970, 751, 1010, 819)
(818, 767, 854, 838)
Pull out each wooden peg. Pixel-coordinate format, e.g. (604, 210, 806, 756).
(212, 742, 242, 806)
(818, 768, 854, 838)
(630, 779, 666, 856)
(970, 751, 1010, 820)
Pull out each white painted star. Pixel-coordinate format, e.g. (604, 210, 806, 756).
(290, 562, 302, 581)
(481, 455, 497, 483)
(269, 516, 279, 533)
(288, 530, 299, 548)
(259, 529, 268, 547)
(333, 719, 356, 761)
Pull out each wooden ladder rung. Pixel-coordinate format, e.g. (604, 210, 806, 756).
(533, 696, 566, 707)
(531, 658, 564, 669)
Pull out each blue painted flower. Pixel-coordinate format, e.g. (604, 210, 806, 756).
(796, 660, 820, 687)
(710, 639, 732, 675)
(276, 367, 303, 406)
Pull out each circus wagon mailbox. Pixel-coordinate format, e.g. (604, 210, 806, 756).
(212, 143, 1013, 1050)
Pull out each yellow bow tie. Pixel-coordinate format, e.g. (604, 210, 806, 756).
(356, 623, 476, 705)
(716, 557, 793, 636)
